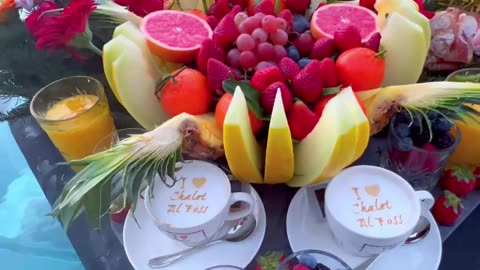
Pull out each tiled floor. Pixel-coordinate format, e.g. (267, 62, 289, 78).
(440, 207, 480, 269)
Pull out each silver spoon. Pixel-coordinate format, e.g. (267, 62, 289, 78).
(356, 216, 431, 270)
(148, 215, 257, 268)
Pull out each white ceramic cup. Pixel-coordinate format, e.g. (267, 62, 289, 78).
(324, 165, 434, 257)
(144, 160, 255, 247)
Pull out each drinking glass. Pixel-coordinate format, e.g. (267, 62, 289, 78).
(381, 115, 461, 190)
(30, 76, 116, 162)
(446, 68, 480, 82)
(276, 249, 352, 270)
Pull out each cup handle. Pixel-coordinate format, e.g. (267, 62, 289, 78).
(225, 192, 255, 221)
(415, 190, 435, 210)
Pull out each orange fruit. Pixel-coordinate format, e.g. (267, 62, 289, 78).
(140, 10, 213, 63)
(215, 93, 264, 134)
(310, 4, 376, 42)
(186, 9, 208, 21)
(158, 68, 212, 117)
(247, 0, 286, 15)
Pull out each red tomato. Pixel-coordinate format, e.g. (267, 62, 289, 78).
(336, 47, 385, 92)
(314, 94, 336, 117)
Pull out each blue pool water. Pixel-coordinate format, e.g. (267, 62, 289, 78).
(0, 121, 84, 270)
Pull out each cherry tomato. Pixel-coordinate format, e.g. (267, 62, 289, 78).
(336, 47, 385, 92)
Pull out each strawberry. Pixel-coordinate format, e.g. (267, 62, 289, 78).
(196, 39, 226, 75)
(291, 60, 323, 103)
(432, 190, 463, 225)
(207, 58, 238, 95)
(213, 6, 241, 48)
(260, 81, 293, 113)
(278, 57, 300, 81)
(474, 167, 480, 190)
(251, 66, 286, 91)
(254, 0, 275, 15)
(364, 32, 381, 52)
(256, 252, 290, 270)
(110, 203, 130, 224)
(207, 15, 219, 29)
(285, 0, 310, 14)
(318, 58, 337, 88)
(229, 0, 248, 9)
(287, 101, 319, 140)
(309, 37, 336, 60)
(442, 166, 476, 197)
(278, 9, 294, 31)
(314, 93, 336, 117)
(359, 0, 376, 10)
(207, 0, 231, 21)
(292, 33, 315, 56)
(334, 25, 362, 52)
(293, 265, 310, 270)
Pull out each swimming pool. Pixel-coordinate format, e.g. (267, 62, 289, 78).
(0, 121, 84, 270)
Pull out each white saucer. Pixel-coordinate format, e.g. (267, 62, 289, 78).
(286, 187, 442, 270)
(123, 184, 266, 270)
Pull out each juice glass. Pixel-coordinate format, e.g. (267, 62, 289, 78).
(30, 76, 116, 162)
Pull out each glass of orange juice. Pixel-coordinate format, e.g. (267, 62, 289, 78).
(30, 76, 116, 162)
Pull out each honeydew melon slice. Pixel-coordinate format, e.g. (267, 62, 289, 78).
(111, 36, 170, 130)
(103, 37, 127, 105)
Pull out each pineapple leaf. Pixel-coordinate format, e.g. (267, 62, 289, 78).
(83, 178, 112, 230)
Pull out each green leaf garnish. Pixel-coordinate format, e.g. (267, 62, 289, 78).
(223, 79, 269, 121)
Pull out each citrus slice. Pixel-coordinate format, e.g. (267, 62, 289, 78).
(310, 3, 377, 43)
(140, 10, 213, 64)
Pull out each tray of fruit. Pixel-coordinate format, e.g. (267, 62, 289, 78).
(17, 0, 480, 227)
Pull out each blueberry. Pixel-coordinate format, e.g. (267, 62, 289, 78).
(431, 118, 453, 133)
(395, 110, 411, 124)
(287, 45, 301, 61)
(298, 254, 317, 269)
(411, 126, 430, 147)
(432, 132, 455, 149)
(397, 136, 414, 151)
(293, 14, 310, 33)
(427, 111, 442, 120)
(315, 263, 331, 270)
(298, 58, 312, 68)
(394, 123, 410, 138)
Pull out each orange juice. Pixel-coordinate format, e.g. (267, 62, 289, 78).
(41, 94, 115, 161)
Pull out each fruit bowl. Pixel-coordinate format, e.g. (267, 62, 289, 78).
(275, 249, 352, 270)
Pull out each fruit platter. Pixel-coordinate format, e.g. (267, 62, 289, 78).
(5, 0, 480, 268)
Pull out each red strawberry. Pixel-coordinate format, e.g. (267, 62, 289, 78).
(432, 190, 463, 225)
(364, 32, 381, 52)
(318, 58, 338, 88)
(196, 39, 226, 75)
(292, 33, 315, 56)
(278, 57, 300, 81)
(254, 0, 275, 15)
(110, 203, 130, 223)
(309, 37, 336, 60)
(334, 25, 362, 52)
(207, 15, 219, 29)
(293, 265, 310, 270)
(314, 93, 336, 117)
(278, 9, 294, 31)
(229, 0, 248, 9)
(287, 101, 320, 140)
(285, 0, 310, 14)
(474, 167, 480, 190)
(213, 6, 241, 48)
(291, 60, 323, 103)
(359, 0, 376, 10)
(207, 58, 238, 95)
(442, 166, 476, 197)
(251, 66, 286, 91)
(207, 0, 231, 20)
(260, 81, 293, 113)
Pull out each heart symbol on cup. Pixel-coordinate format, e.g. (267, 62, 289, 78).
(192, 177, 207, 188)
(179, 235, 188, 240)
(365, 184, 381, 197)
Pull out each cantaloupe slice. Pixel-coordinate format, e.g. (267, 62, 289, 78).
(264, 89, 294, 184)
(113, 22, 182, 73)
(287, 88, 365, 187)
(103, 37, 127, 105)
(111, 36, 170, 130)
(380, 12, 427, 86)
(223, 86, 264, 183)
